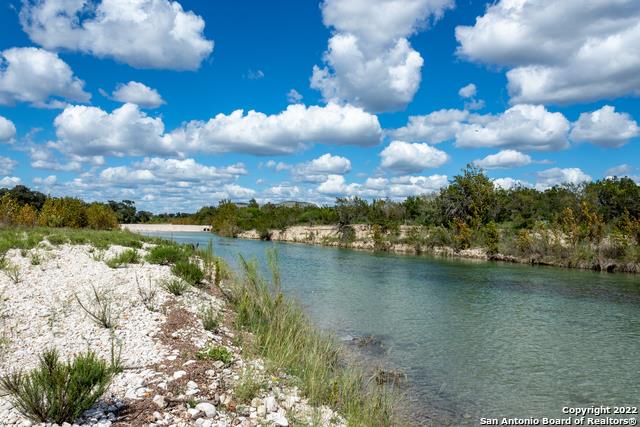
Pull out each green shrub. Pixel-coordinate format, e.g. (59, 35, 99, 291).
(196, 344, 233, 363)
(86, 203, 119, 230)
(172, 261, 204, 286)
(105, 249, 140, 268)
(38, 198, 87, 228)
(145, 245, 187, 265)
(234, 369, 264, 403)
(0, 349, 114, 423)
(160, 278, 189, 296)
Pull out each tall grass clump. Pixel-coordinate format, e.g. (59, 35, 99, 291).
(0, 349, 114, 423)
(145, 244, 188, 265)
(199, 304, 220, 331)
(171, 260, 204, 286)
(228, 250, 396, 426)
(75, 286, 116, 329)
(105, 249, 140, 268)
(160, 278, 189, 296)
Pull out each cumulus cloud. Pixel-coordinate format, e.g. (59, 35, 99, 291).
(474, 150, 532, 169)
(493, 177, 532, 190)
(458, 83, 485, 110)
(111, 81, 165, 108)
(52, 103, 170, 158)
(0, 47, 90, 108)
(166, 103, 383, 156)
(606, 164, 633, 177)
(534, 167, 591, 190)
(263, 184, 301, 199)
(456, 0, 640, 104)
(390, 109, 470, 144)
(570, 105, 639, 148)
(456, 105, 570, 151)
(0, 156, 17, 175)
(312, 0, 454, 112)
(292, 153, 352, 183)
(317, 173, 448, 198)
(33, 175, 57, 186)
(379, 140, 448, 173)
(0, 116, 16, 141)
(20, 0, 214, 70)
(458, 83, 476, 98)
(287, 89, 303, 104)
(0, 176, 21, 188)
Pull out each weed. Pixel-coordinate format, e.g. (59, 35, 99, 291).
(199, 305, 219, 331)
(2, 262, 21, 284)
(196, 344, 233, 364)
(30, 251, 42, 265)
(234, 368, 264, 403)
(105, 249, 140, 268)
(160, 278, 189, 296)
(75, 286, 117, 329)
(145, 245, 187, 265)
(0, 349, 114, 423)
(171, 261, 204, 286)
(136, 275, 158, 311)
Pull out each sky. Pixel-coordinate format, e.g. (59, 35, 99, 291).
(0, 0, 639, 213)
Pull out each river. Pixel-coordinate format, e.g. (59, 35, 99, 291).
(144, 231, 640, 425)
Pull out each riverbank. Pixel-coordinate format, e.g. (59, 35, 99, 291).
(235, 224, 640, 273)
(0, 228, 393, 426)
(121, 224, 210, 233)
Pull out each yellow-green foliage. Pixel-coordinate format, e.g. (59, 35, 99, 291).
(86, 203, 118, 230)
(15, 205, 38, 227)
(0, 194, 20, 225)
(38, 198, 87, 228)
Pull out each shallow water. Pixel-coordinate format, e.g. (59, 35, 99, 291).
(146, 231, 640, 425)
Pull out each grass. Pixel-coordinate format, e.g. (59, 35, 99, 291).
(0, 349, 115, 423)
(105, 248, 140, 268)
(160, 278, 189, 296)
(171, 260, 204, 286)
(136, 275, 158, 311)
(228, 250, 396, 426)
(234, 368, 264, 404)
(145, 244, 189, 265)
(75, 285, 117, 329)
(196, 344, 233, 363)
(199, 304, 219, 331)
(1, 262, 21, 284)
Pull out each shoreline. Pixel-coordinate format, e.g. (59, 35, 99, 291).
(121, 224, 211, 233)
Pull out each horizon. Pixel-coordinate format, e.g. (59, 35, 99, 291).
(1, 0, 639, 213)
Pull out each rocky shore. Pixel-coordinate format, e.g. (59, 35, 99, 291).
(0, 242, 344, 426)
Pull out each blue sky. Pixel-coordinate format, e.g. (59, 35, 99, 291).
(0, 0, 639, 212)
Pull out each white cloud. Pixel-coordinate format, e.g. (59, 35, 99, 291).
(167, 102, 382, 155)
(390, 109, 470, 144)
(52, 103, 170, 157)
(0, 116, 16, 141)
(111, 81, 165, 108)
(312, 0, 454, 112)
(570, 105, 639, 148)
(287, 89, 303, 104)
(20, 0, 214, 70)
(246, 70, 264, 80)
(534, 167, 591, 190)
(456, 0, 640, 104)
(0, 47, 90, 108)
(456, 104, 570, 151)
(493, 177, 532, 190)
(263, 184, 301, 199)
(458, 83, 476, 98)
(606, 164, 633, 177)
(379, 140, 449, 173)
(0, 176, 21, 188)
(264, 160, 290, 172)
(474, 149, 532, 169)
(33, 175, 57, 186)
(317, 173, 447, 198)
(292, 153, 352, 182)
(0, 156, 17, 175)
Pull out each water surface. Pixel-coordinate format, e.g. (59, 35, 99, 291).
(146, 231, 640, 425)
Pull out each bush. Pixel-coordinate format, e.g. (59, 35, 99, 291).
(86, 203, 119, 230)
(172, 260, 204, 286)
(105, 249, 140, 268)
(196, 344, 233, 363)
(38, 197, 87, 228)
(199, 305, 219, 331)
(0, 349, 114, 423)
(0, 194, 20, 225)
(15, 205, 38, 227)
(484, 222, 500, 255)
(145, 245, 187, 265)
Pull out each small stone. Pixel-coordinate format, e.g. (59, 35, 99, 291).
(152, 395, 167, 409)
(256, 405, 266, 417)
(153, 411, 163, 421)
(213, 361, 225, 369)
(187, 408, 201, 418)
(173, 370, 187, 380)
(187, 380, 199, 389)
(195, 402, 217, 418)
(271, 413, 289, 426)
(183, 360, 196, 366)
(205, 369, 216, 378)
(264, 396, 278, 413)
